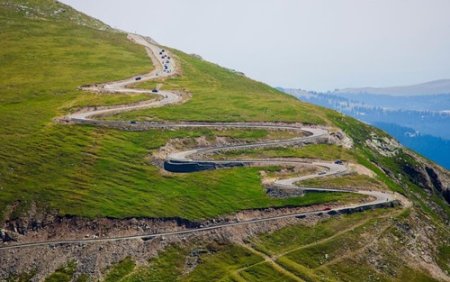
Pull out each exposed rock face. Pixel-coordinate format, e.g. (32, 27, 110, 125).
(402, 162, 430, 190)
(366, 133, 401, 157)
(2, 212, 200, 244)
(426, 166, 444, 193)
(1, 203, 398, 282)
(425, 166, 450, 205)
(265, 185, 304, 198)
(329, 130, 353, 148)
(366, 132, 450, 206)
(404, 157, 450, 206)
(0, 229, 15, 242)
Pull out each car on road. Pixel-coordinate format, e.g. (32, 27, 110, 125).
(135, 77, 141, 81)
(334, 160, 343, 164)
(130, 120, 137, 124)
(318, 171, 327, 175)
(323, 207, 331, 211)
(152, 89, 158, 93)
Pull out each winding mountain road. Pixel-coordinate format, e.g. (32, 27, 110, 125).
(0, 34, 402, 251)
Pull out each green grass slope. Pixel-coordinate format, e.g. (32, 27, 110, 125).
(0, 0, 358, 221)
(1, 0, 448, 223)
(111, 50, 330, 124)
(2, 1, 449, 281)
(0, 0, 449, 223)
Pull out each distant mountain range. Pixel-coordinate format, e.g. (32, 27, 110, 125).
(330, 93, 450, 112)
(333, 78, 450, 96)
(373, 122, 450, 169)
(281, 79, 450, 169)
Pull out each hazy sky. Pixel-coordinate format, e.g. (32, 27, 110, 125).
(61, 0, 450, 91)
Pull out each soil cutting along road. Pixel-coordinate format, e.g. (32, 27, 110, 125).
(0, 34, 406, 251)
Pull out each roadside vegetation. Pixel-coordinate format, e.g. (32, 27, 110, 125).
(297, 173, 388, 191)
(44, 261, 77, 282)
(91, 209, 442, 282)
(211, 144, 357, 162)
(115, 50, 332, 124)
(104, 257, 136, 282)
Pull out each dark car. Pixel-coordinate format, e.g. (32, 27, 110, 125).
(135, 77, 141, 81)
(130, 120, 137, 124)
(334, 160, 343, 164)
(152, 89, 158, 93)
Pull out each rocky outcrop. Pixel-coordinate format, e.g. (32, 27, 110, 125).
(329, 130, 353, 148)
(366, 132, 450, 206)
(266, 185, 304, 198)
(405, 156, 450, 205)
(366, 133, 401, 157)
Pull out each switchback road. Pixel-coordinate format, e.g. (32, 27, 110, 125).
(0, 34, 402, 251)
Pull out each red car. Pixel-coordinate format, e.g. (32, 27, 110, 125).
(323, 207, 331, 211)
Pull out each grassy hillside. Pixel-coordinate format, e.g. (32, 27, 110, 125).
(110, 50, 331, 124)
(1, 1, 449, 281)
(1, 1, 447, 220)
(0, 0, 361, 221)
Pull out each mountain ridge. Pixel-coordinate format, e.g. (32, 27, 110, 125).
(334, 78, 450, 96)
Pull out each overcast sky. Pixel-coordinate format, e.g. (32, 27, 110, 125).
(61, 0, 450, 91)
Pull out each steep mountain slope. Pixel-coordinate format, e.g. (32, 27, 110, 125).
(0, 1, 449, 281)
(281, 88, 450, 169)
